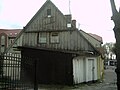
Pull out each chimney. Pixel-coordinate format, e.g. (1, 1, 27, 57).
(72, 20, 76, 28)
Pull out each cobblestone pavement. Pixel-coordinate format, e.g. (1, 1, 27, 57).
(29, 66, 117, 90)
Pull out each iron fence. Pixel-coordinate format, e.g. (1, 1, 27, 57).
(0, 53, 38, 90)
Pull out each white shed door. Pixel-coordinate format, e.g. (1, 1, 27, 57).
(88, 59, 94, 81)
(73, 57, 85, 84)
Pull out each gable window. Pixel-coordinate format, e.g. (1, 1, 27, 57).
(47, 9, 51, 17)
(38, 33, 47, 43)
(67, 23, 71, 28)
(50, 32, 59, 43)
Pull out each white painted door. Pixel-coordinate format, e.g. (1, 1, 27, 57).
(73, 57, 85, 84)
(88, 59, 94, 81)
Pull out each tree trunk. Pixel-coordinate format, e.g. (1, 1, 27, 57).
(110, 0, 120, 89)
(114, 28, 120, 90)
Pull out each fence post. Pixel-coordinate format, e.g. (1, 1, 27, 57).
(0, 55, 3, 88)
(0, 55, 3, 76)
(34, 58, 38, 90)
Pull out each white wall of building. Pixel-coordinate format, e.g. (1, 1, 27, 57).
(73, 56, 98, 84)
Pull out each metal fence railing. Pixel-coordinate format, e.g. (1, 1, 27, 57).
(0, 53, 38, 90)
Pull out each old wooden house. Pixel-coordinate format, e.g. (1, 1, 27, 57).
(4, 0, 103, 85)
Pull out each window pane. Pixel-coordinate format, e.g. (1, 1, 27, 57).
(67, 23, 71, 28)
(39, 33, 47, 43)
(47, 9, 51, 17)
(1, 47, 5, 53)
(1, 35, 5, 45)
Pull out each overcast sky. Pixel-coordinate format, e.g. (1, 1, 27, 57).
(0, 0, 120, 44)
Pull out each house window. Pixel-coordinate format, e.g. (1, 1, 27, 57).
(67, 23, 71, 28)
(38, 33, 47, 43)
(1, 46, 5, 53)
(47, 9, 51, 17)
(1, 35, 5, 45)
(1, 35, 5, 53)
(10, 39, 14, 44)
(50, 32, 59, 43)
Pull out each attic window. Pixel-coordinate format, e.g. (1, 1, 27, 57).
(67, 23, 71, 28)
(47, 9, 51, 17)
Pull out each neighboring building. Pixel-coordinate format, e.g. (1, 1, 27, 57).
(4, 0, 103, 85)
(80, 30, 103, 47)
(80, 30, 104, 82)
(0, 29, 21, 54)
(107, 59, 117, 66)
(104, 42, 116, 60)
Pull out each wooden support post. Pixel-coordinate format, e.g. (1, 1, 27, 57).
(34, 59, 38, 90)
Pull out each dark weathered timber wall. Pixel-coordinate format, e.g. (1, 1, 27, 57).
(20, 48, 73, 85)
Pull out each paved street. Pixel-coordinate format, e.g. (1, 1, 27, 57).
(31, 66, 117, 90)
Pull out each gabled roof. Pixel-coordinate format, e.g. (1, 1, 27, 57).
(0, 29, 21, 37)
(25, 0, 72, 29)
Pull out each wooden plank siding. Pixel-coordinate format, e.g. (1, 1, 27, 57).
(20, 47, 73, 85)
(22, 30, 94, 52)
(25, 1, 69, 32)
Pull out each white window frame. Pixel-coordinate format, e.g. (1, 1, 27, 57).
(38, 33, 47, 43)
